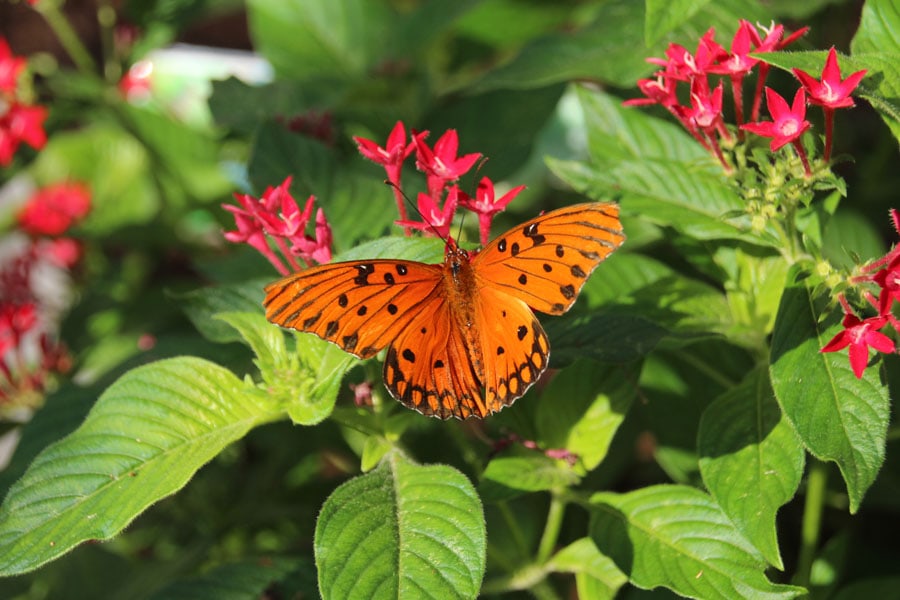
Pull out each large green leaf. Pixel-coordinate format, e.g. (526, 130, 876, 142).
(315, 452, 485, 599)
(577, 86, 709, 164)
(535, 360, 634, 473)
(548, 157, 767, 245)
(590, 485, 805, 599)
(698, 367, 805, 569)
(0, 358, 282, 576)
(769, 283, 889, 513)
(176, 279, 268, 344)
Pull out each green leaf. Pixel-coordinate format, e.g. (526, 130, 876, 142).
(479, 451, 580, 502)
(535, 360, 634, 473)
(216, 311, 355, 426)
(577, 86, 709, 164)
(471, 0, 650, 91)
(315, 452, 485, 599)
(248, 123, 336, 199)
(147, 557, 309, 600)
(590, 485, 806, 599)
(769, 282, 890, 513)
(246, 0, 392, 81)
(698, 367, 805, 569)
(644, 0, 712, 45)
(546, 312, 666, 365)
(548, 538, 627, 600)
(851, 0, 900, 55)
(548, 157, 769, 245)
(423, 85, 565, 181)
(175, 280, 268, 344)
(0, 358, 281, 576)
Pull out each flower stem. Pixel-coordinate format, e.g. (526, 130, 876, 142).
(536, 491, 566, 564)
(791, 139, 813, 178)
(823, 108, 835, 162)
(795, 459, 828, 588)
(35, 2, 97, 74)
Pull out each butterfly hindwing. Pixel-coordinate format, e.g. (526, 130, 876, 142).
(264, 259, 442, 358)
(474, 202, 625, 315)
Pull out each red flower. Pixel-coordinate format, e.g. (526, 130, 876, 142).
(793, 47, 867, 109)
(0, 101, 48, 165)
(354, 121, 423, 186)
(459, 177, 525, 246)
(821, 313, 896, 378)
(623, 75, 678, 108)
(707, 20, 758, 78)
(396, 187, 459, 239)
(291, 207, 333, 265)
(18, 182, 92, 236)
(414, 130, 481, 196)
(741, 88, 811, 151)
(223, 177, 334, 273)
(0, 37, 26, 94)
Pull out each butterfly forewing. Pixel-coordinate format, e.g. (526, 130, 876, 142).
(264, 259, 443, 359)
(474, 202, 625, 315)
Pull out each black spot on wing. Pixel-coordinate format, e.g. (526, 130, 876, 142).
(402, 348, 416, 363)
(560, 284, 575, 300)
(353, 263, 375, 285)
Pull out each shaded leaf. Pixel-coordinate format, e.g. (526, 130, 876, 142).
(644, 0, 713, 45)
(548, 538, 627, 600)
(479, 451, 579, 502)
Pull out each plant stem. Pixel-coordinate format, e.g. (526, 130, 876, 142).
(36, 2, 97, 74)
(536, 491, 566, 564)
(795, 459, 828, 588)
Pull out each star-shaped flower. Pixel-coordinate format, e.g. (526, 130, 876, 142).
(741, 87, 810, 151)
(821, 313, 895, 378)
(793, 47, 867, 109)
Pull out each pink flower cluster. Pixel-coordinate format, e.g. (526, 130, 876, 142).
(626, 21, 867, 173)
(0, 37, 47, 166)
(224, 122, 527, 275)
(821, 209, 900, 378)
(1, 184, 91, 405)
(355, 121, 524, 246)
(223, 176, 333, 275)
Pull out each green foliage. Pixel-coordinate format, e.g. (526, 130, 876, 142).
(2, 0, 899, 599)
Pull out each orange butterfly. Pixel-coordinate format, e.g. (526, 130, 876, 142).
(264, 202, 625, 419)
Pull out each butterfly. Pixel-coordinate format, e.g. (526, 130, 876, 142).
(264, 202, 625, 419)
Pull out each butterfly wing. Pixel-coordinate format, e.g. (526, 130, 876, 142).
(264, 260, 442, 359)
(473, 202, 625, 315)
(382, 286, 548, 419)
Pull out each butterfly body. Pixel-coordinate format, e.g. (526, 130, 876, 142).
(265, 202, 625, 419)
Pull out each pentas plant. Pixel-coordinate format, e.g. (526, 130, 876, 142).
(224, 122, 526, 268)
(627, 19, 892, 378)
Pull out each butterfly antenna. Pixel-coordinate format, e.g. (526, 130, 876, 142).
(384, 180, 452, 246)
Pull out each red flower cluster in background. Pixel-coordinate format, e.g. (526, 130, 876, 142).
(223, 122, 526, 273)
(625, 21, 867, 174)
(0, 37, 47, 166)
(821, 209, 900, 378)
(1, 183, 91, 405)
